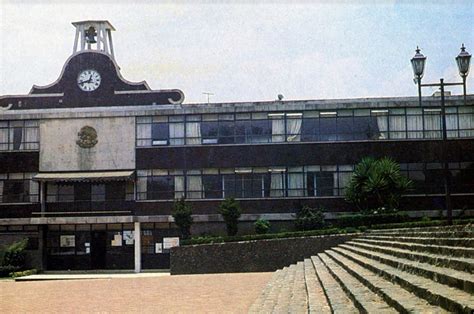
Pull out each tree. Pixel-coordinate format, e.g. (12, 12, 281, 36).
(294, 205, 325, 231)
(218, 198, 241, 236)
(172, 198, 193, 239)
(345, 157, 412, 213)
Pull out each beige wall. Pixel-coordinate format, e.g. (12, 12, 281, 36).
(40, 117, 135, 171)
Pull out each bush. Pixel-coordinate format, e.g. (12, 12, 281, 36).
(254, 219, 271, 234)
(295, 205, 325, 231)
(2, 238, 28, 268)
(335, 212, 410, 228)
(345, 157, 412, 213)
(219, 198, 242, 236)
(0, 265, 19, 277)
(10, 269, 37, 278)
(172, 198, 194, 239)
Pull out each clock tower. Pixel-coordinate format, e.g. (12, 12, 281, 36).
(0, 20, 184, 110)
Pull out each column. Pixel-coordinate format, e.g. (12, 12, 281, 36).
(40, 181, 46, 217)
(134, 222, 141, 273)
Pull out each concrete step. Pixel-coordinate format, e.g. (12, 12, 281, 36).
(368, 224, 473, 234)
(332, 246, 474, 313)
(273, 263, 297, 313)
(310, 255, 358, 314)
(325, 249, 449, 313)
(303, 258, 331, 314)
(289, 261, 308, 313)
(338, 243, 474, 294)
(248, 268, 284, 313)
(352, 238, 474, 258)
(362, 234, 474, 247)
(318, 252, 396, 313)
(256, 267, 288, 313)
(345, 240, 474, 274)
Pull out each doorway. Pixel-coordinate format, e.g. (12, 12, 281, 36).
(91, 231, 107, 269)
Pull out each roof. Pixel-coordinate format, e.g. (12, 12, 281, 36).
(33, 171, 134, 182)
(72, 20, 116, 31)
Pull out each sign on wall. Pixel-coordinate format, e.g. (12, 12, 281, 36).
(60, 235, 75, 247)
(163, 237, 180, 249)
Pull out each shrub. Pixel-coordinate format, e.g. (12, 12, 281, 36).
(172, 198, 194, 239)
(218, 198, 242, 236)
(345, 157, 412, 213)
(254, 219, 271, 234)
(294, 205, 325, 231)
(335, 212, 410, 228)
(3, 238, 28, 268)
(10, 269, 38, 278)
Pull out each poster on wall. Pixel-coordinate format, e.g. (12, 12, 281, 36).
(111, 232, 122, 246)
(60, 235, 75, 247)
(123, 230, 134, 245)
(163, 237, 180, 249)
(155, 243, 163, 254)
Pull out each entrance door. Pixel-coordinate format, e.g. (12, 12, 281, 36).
(91, 231, 107, 269)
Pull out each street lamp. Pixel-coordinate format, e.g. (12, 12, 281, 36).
(410, 44, 471, 225)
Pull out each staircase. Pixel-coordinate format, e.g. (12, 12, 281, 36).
(249, 224, 474, 313)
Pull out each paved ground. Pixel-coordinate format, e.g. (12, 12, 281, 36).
(0, 272, 272, 313)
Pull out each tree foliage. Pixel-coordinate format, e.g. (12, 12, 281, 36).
(218, 198, 242, 236)
(172, 198, 194, 239)
(294, 205, 325, 231)
(345, 157, 412, 213)
(254, 219, 271, 234)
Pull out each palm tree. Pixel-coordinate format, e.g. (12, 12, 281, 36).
(345, 157, 412, 213)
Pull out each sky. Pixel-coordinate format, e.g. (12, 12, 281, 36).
(0, 0, 473, 104)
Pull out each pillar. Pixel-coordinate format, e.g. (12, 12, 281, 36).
(134, 222, 141, 273)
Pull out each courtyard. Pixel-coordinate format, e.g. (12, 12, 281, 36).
(0, 272, 272, 313)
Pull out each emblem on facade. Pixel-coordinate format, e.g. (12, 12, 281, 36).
(76, 126, 98, 148)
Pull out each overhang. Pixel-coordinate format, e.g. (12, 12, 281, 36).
(33, 171, 134, 182)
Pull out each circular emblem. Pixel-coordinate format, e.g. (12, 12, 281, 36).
(76, 126, 98, 148)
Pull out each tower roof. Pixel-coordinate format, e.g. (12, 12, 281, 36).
(72, 20, 116, 31)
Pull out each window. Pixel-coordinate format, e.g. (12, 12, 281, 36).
(0, 120, 39, 151)
(151, 123, 169, 145)
(0, 173, 38, 203)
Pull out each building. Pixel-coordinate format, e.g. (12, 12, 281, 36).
(0, 21, 473, 271)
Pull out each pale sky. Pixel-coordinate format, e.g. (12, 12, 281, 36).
(1, 0, 473, 104)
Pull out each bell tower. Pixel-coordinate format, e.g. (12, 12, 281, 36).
(72, 20, 116, 59)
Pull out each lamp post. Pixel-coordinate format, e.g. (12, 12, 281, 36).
(410, 44, 471, 225)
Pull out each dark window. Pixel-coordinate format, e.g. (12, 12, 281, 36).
(250, 120, 272, 143)
(105, 182, 126, 200)
(13, 127, 23, 150)
(319, 118, 337, 141)
(147, 176, 174, 200)
(307, 172, 335, 196)
(353, 117, 379, 140)
(301, 118, 319, 141)
(3, 180, 27, 203)
(74, 183, 91, 201)
(218, 121, 234, 144)
(152, 123, 169, 145)
(337, 117, 353, 141)
(203, 175, 222, 199)
(201, 122, 219, 144)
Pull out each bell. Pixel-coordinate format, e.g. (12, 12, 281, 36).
(85, 26, 97, 44)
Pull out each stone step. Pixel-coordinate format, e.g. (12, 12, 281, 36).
(303, 258, 331, 314)
(258, 267, 289, 313)
(332, 246, 474, 313)
(361, 234, 474, 247)
(352, 238, 474, 258)
(248, 268, 284, 313)
(273, 263, 297, 312)
(368, 229, 474, 238)
(346, 240, 474, 274)
(368, 224, 473, 234)
(325, 249, 450, 313)
(338, 243, 474, 294)
(310, 255, 358, 314)
(289, 261, 308, 313)
(318, 252, 396, 313)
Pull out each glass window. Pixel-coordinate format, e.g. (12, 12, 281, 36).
(203, 175, 222, 199)
(151, 123, 169, 145)
(147, 176, 174, 200)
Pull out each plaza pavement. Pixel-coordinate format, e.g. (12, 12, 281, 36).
(0, 272, 272, 313)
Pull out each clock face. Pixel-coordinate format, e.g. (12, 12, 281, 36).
(77, 69, 101, 92)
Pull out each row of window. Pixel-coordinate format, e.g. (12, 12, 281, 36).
(1, 163, 472, 204)
(136, 106, 474, 146)
(0, 120, 39, 151)
(136, 162, 474, 201)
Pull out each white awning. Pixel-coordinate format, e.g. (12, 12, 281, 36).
(33, 171, 134, 182)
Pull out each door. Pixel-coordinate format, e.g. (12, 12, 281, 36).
(90, 231, 107, 269)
